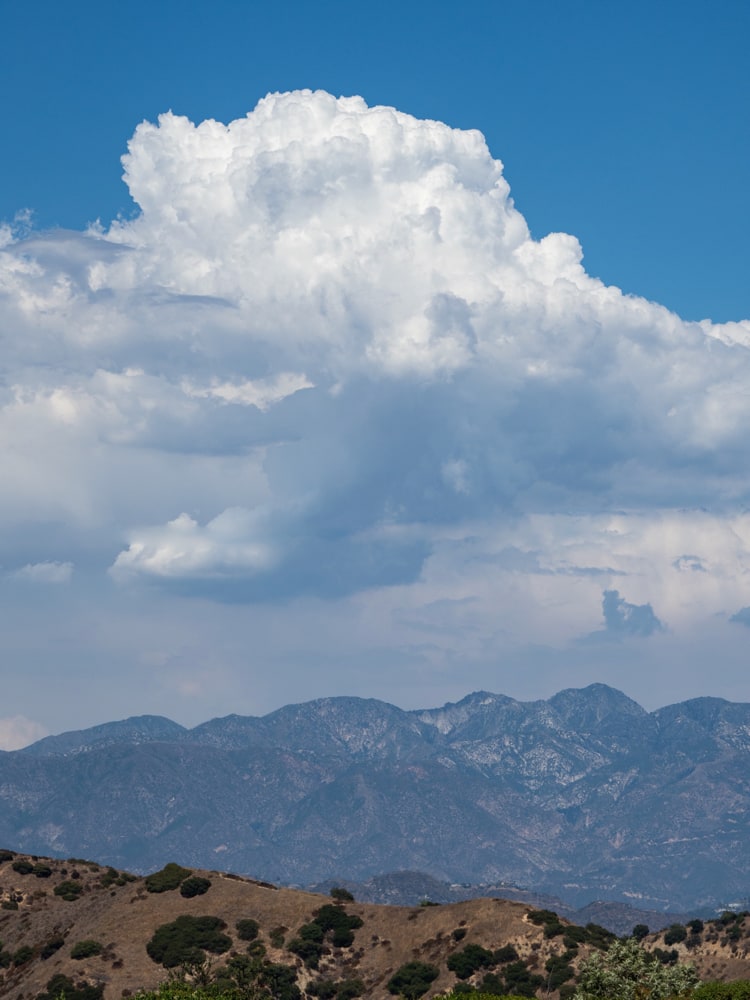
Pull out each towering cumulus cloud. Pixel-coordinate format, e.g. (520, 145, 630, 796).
(2, 90, 750, 656)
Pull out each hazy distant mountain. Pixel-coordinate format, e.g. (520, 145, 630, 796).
(2, 683, 749, 912)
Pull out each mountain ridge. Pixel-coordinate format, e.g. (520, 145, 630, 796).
(3, 684, 749, 913)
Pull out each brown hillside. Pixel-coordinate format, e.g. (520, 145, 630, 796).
(0, 852, 749, 1000)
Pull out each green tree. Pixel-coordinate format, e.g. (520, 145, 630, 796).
(573, 936, 699, 1000)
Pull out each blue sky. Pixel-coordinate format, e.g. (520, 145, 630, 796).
(1, 0, 749, 747)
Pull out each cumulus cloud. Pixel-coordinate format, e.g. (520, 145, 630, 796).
(0, 715, 48, 751)
(1, 87, 750, 659)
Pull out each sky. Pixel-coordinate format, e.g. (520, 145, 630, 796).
(1, 0, 749, 749)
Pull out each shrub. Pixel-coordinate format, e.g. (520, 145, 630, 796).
(495, 943, 519, 963)
(632, 924, 649, 941)
(0, 949, 11, 967)
(330, 887, 355, 902)
(503, 960, 545, 997)
(452, 927, 468, 942)
(145, 861, 192, 893)
(288, 936, 325, 968)
(12, 859, 33, 875)
(0, 849, 15, 862)
(585, 921, 616, 950)
(41, 935, 65, 959)
(236, 918, 260, 941)
(664, 923, 687, 945)
(308, 980, 338, 998)
(13, 944, 34, 965)
(313, 903, 363, 948)
(259, 962, 301, 1000)
(55, 880, 84, 901)
(146, 914, 232, 967)
(32, 862, 53, 877)
(36, 973, 104, 1000)
(688, 919, 704, 935)
(387, 961, 439, 999)
(447, 943, 495, 979)
(71, 939, 103, 959)
(337, 980, 365, 1000)
(180, 876, 211, 898)
(528, 908, 559, 925)
(694, 983, 750, 1000)
(545, 955, 575, 989)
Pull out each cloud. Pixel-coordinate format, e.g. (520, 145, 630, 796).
(729, 607, 750, 628)
(1, 87, 750, 658)
(12, 561, 73, 584)
(601, 589, 664, 637)
(0, 715, 48, 751)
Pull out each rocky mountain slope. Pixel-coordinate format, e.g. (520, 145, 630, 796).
(1, 851, 749, 1000)
(2, 685, 749, 912)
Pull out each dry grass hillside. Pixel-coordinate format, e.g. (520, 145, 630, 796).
(0, 852, 749, 1000)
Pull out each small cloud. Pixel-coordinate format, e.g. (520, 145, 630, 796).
(729, 607, 750, 628)
(0, 715, 49, 751)
(12, 561, 73, 584)
(602, 589, 664, 637)
(673, 554, 706, 573)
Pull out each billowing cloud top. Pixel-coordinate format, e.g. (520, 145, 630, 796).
(2, 90, 750, 644)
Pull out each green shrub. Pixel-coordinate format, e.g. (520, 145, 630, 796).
(503, 960, 545, 997)
(452, 927, 468, 942)
(54, 879, 84, 901)
(0, 949, 11, 968)
(527, 908, 559, 926)
(145, 861, 192, 893)
(35, 973, 104, 1000)
(688, 919, 704, 935)
(41, 935, 65, 959)
(1, 900, 18, 910)
(288, 936, 325, 968)
(387, 961, 439, 999)
(336, 979, 365, 999)
(447, 943, 495, 979)
(259, 962, 301, 1000)
(330, 887, 355, 902)
(308, 980, 338, 999)
(584, 921, 616, 949)
(32, 862, 53, 878)
(543, 920, 565, 938)
(13, 944, 34, 966)
(71, 939, 103, 959)
(545, 955, 575, 989)
(495, 943, 519, 963)
(0, 849, 15, 862)
(12, 859, 33, 875)
(694, 982, 750, 1000)
(146, 914, 232, 967)
(632, 924, 649, 940)
(236, 918, 260, 941)
(180, 876, 211, 898)
(664, 923, 687, 945)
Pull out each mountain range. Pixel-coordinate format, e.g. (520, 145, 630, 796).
(2, 684, 749, 913)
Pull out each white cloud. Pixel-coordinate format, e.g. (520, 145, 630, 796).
(1, 90, 750, 719)
(0, 715, 48, 751)
(12, 561, 73, 584)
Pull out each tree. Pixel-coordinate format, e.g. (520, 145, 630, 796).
(573, 936, 699, 1000)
